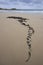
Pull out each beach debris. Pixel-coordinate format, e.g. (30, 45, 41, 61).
(7, 16, 34, 62)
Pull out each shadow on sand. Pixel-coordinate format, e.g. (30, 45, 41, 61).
(7, 16, 35, 62)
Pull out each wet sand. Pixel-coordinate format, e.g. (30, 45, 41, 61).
(0, 12, 43, 65)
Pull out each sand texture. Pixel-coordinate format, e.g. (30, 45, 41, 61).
(0, 12, 43, 65)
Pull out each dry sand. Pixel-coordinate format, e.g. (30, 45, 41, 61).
(0, 12, 43, 65)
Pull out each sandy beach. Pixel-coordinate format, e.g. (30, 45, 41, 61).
(0, 12, 43, 65)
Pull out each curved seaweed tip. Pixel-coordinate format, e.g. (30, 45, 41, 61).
(25, 51, 31, 62)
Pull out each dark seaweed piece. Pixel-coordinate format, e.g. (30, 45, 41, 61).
(7, 16, 34, 62)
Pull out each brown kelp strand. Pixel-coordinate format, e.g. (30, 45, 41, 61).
(7, 16, 34, 62)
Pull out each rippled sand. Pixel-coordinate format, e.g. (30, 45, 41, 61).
(0, 12, 43, 65)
